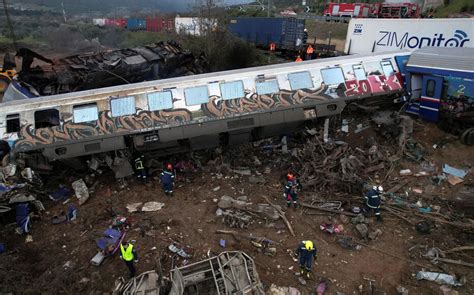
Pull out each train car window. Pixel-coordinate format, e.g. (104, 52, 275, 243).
(110, 96, 136, 117)
(148, 91, 173, 111)
(73, 103, 98, 123)
(381, 60, 395, 76)
(6, 114, 20, 133)
(353, 65, 367, 80)
(220, 81, 245, 100)
(256, 80, 280, 95)
(426, 79, 436, 97)
(184, 86, 209, 106)
(364, 61, 383, 76)
(35, 109, 59, 129)
(288, 71, 313, 90)
(321, 67, 345, 85)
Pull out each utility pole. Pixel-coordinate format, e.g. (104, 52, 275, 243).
(267, 0, 271, 17)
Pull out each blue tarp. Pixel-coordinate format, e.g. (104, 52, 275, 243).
(443, 164, 468, 179)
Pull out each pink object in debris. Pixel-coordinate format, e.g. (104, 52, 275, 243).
(316, 281, 327, 294)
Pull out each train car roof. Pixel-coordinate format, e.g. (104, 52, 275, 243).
(0, 50, 409, 111)
(406, 47, 474, 79)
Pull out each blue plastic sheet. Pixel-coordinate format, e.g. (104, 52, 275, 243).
(442, 164, 468, 179)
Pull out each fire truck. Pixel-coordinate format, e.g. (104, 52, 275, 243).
(323, 2, 421, 22)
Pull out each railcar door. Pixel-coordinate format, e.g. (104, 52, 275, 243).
(420, 75, 444, 122)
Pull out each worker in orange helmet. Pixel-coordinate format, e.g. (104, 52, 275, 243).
(284, 172, 301, 208)
(295, 55, 303, 62)
(306, 44, 314, 60)
(160, 163, 175, 196)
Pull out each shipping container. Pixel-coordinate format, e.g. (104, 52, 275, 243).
(345, 18, 474, 54)
(146, 17, 175, 32)
(228, 17, 305, 51)
(127, 18, 147, 31)
(105, 18, 126, 28)
(92, 18, 106, 27)
(175, 17, 202, 36)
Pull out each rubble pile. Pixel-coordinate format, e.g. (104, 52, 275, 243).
(295, 136, 394, 194)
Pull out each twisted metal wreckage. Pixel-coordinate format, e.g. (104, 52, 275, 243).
(14, 41, 208, 96)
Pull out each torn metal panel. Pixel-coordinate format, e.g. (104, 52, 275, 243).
(15, 41, 208, 97)
(169, 251, 264, 295)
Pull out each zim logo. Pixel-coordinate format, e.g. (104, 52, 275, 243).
(354, 24, 363, 34)
(376, 29, 470, 49)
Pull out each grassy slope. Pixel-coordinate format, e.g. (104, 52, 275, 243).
(434, 0, 474, 17)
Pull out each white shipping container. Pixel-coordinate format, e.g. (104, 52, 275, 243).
(345, 18, 474, 54)
(175, 17, 202, 36)
(93, 18, 106, 27)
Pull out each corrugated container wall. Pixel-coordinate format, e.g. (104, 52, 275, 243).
(127, 18, 147, 31)
(146, 17, 175, 32)
(228, 17, 305, 50)
(105, 18, 126, 27)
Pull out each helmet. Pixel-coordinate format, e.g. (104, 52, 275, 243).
(166, 163, 173, 170)
(304, 28, 308, 32)
(304, 240, 313, 250)
(373, 185, 383, 193)
(287, 173, 294, 180)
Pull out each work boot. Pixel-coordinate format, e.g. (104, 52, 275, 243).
(293, 202, 298, 209)
(300, 267, 305, 275)
(376, 215, 383, 222)
(287, 203, 291, 208)
(306, 270, 311, 279)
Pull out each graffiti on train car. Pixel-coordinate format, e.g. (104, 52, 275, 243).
(14, 108, 192, 150)
(202, 87, 332, 117)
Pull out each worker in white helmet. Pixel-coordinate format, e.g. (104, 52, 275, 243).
(364, 185, 383, 222)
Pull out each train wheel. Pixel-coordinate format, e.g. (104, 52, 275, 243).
(460, 127, 474, 146)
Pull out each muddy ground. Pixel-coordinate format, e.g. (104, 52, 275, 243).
(0, 115, 473, 295)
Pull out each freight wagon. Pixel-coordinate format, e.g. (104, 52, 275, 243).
(0, 51, 407, 160)
(228, 17, 306, 51)
(104, 18, 126, 28)
(146, 17, 175, 32)
(323, 2, 420, 22)
(127, 18, 147, 31)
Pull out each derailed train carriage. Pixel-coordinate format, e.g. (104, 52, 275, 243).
(0, 51, 408, 161)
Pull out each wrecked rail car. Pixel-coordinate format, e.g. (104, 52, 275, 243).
(0, 50, 409, 161)
(9, 41, 207, 97)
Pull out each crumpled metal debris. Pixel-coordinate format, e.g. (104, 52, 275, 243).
(416, 271, 463, 286)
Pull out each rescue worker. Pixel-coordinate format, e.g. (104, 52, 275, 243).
(302, 28, 308, 45)
(364, 185, 383, 222)
(296, 240, 317, 279)
(160, 163, 175, 196)
(284, 172, 300, 208)
(120, 241, 138, 278)
(295, 55, 303, 62)
(306, 44, 314, 60)
(134, 154, 147, 182)
(269, 42, 276, 51)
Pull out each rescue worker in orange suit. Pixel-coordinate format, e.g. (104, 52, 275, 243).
(269, 42, 276, 51)
(306, 44, 314, 60)
(284, 173, 301, 208)
(160, 163, 175, 196)
(120, 241, 138, 278)
(295, 55, 303, 62)
(296, 240, 317, 279)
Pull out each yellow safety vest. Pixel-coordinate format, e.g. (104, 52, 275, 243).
(120, 243, 134, 261)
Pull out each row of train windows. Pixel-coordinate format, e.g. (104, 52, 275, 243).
(4, 61, 396, 132)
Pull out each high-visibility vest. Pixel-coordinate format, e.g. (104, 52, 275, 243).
(306, 46, 314, 54)
(295, 57, 303, 62)
(270, 43, 276, 51)
(120, 243, 134, 261)
(135, 158, 144, 170)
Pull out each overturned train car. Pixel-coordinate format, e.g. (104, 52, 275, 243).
(0, 51, 407, 161)
(12, 41, 207, 97)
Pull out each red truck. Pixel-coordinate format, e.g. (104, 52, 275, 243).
(323, 2, 420, 22)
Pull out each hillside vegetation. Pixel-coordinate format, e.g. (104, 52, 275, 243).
(434, 0, 474, 17)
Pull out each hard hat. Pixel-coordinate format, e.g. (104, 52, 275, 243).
(378, 186, 384, 192)
(287, 173, 294, 180)
(304, 240, 314, 250)
(304, 28, 308, 32)
(167, 163, 173, 170)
